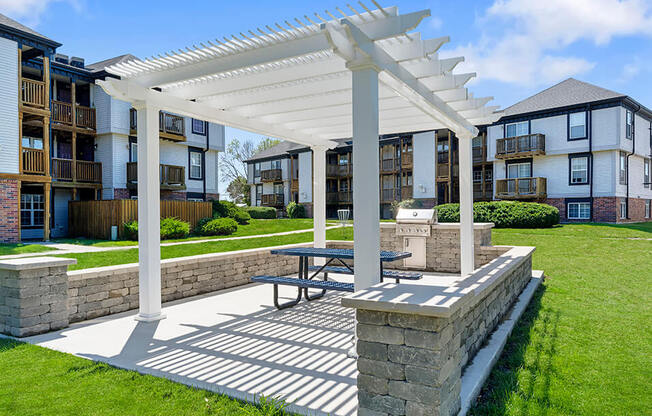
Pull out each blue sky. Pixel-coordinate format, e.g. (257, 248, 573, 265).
(2, 0, 651, 192)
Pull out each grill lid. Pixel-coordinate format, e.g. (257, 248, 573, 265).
(395, 208, 437, 224)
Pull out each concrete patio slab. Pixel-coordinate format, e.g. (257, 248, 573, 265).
(24, 271, 460, 416)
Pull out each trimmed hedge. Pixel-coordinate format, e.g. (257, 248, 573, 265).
(436, 201, 559, 228)
(212, 200, 239, 218)
(244, 206, 277, 219)
(232, 210, 251, 225)
(200, 217, 238, 236)
(123, 217, 191, 241)
(286, 202, 306, 219)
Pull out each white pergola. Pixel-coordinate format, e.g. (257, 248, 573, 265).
(97, 2, 502, 322)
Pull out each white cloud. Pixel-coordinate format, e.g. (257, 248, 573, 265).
(442, 0, 652, 87)
(0, 0, 82, 27)
(429, 16, 443, 30)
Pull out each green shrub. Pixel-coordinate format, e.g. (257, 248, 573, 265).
(160, 217, 190, 239)
(390, 199, 423, 218)
(194, 217, 214, 235)
(200, 217, 238, 236)
(436, 201, 560, 228)
(232, 209, 251, 225)
(212, 200, 239, 218)
(123, 220, 138, 241)
(244, 206, 277, 219)
(286, 202, 306, 219)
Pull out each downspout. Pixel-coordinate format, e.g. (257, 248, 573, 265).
(203, 122, 208, 200)
(626, 103, 641, 219)
(588, 105, 593, 221)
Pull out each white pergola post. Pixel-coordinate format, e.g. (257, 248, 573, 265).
(134, 102, 165, 322)
(351, 65, 381, 291)
(458, 134, 475, 276)
(312, 145, 327, 265)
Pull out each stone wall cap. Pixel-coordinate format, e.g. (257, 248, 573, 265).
(0, 256, 77, 271)
(341, 246, 535, 318)
(379, 222, 494, 230)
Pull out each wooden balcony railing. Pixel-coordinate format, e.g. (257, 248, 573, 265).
(401, 186, 413, 200)
(21, 79, 46, 108)
(260, 169, 282, 182)
(472, 146, 485, 162)
(401, 153, 413, 167)
(76, 105, 96, 129)
(473, 182, 493, 200)
(261, 193, 284, 206)
(327, 164, 351, 176)
(130, 109, 186, 140)
(381, 159, 396, 172)
(496, 134, 545, 159)
(291, 179, 299, 191)
(52, 101, 73, 124)
(327, 191, 352, 204)
(495, 177, 547, 199)
(52, 159, 102, 183)
(381, 188, 397, 202)
(437, 163, 449, 178)
(22, 148, 46, 175)
(127, 162, 186, 187)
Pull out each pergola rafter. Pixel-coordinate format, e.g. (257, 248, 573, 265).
(96, 1, 502, 322)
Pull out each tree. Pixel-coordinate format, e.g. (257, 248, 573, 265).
(226, 176, 250, 205)
(220, 137, 280, 203)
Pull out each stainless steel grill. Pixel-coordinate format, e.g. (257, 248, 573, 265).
(395, 209, 437, 269)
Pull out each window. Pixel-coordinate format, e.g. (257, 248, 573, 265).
(271, 159, 281, 170)
(403, 172, 413, 186)
(626, 110, 634, 139)
(274, 183, 283, 195)
(21, 194, 44, 227)
(472, 137, 482, 147)
(619, 152, 627, 185)
(485, 169, 493, 181)
(620, 200, 627, 219)
(339, 180, 349, 192)
(567, 202, 591, 220)
(645, 200, 650, 219)
(254, 163, 261, 179)
(129, 141, 138, 162)
(505, 121, 528, 138)
(569, 154, 589, 185)
(189, 148, 203, 179)
(255, 184, 262, 206)
(191, 118, 206, 135)
(473, 170, 482, 183)
(569, 112, 586, 140)
(507, 161, 531, 179)
(339, 154, 349, 165)
(644, 159, 650, 189)
(22, 136, 43, 149)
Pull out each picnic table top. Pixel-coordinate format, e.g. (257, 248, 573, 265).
(269, 247, 411, 261)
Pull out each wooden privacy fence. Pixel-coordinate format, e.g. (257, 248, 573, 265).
(69, 200, 212, 240)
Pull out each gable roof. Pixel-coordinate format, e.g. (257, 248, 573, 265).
(246, 141, 307, 162)
(502, 78, 626, 117)
(0, 13, 60, 46)
(87, 54, 139, 72)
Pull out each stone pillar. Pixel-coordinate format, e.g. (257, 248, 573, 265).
(0, 257, 76, 337)
(354, 309, 462, 416)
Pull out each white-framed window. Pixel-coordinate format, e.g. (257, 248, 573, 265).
(21, 194, 44, 227)
(645, 200, 650, 219)
(255, 184, 262, 206)
(22, 136, 43, 149)
(567, 202, 591, 220)
(570, 155, 589, 184)
(191, 118, 206, 135)
(189, 149, 203, 179)
(271, 159, 281, 170)
(507, 162, 531, 179)
(626, 110, 634, 139)
(505, 121, 528, 138)
(187, 198, 204, 202)
(619, 152, 627, 185)
(274, 183, 283, 195)
(620, 200, 627, 219)
(473, 170, 482, 183)
(569, 112, 586, 139)
(129, 141, 138, 162)
(254, 163, 261, 179)
(644, 159, 650, 189)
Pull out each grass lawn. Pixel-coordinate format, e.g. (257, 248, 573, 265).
(0, 243, 56, 256)
(0, 338, 288, 416)
(53, 219, 327, 247)
(59, 226, 352, 270)
(471, 223, 652, 416)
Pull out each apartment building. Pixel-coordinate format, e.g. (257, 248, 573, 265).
(246, 129, 492, 219)
(0, 15, 224, 242)
(488, 78, 652, 223)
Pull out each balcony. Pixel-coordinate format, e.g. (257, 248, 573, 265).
(130, 109, 186, 142)
(261, 193, 284, 207)
(52, 159, 102, 183)
(401, 153, 413, 167)
(327, 164, 351, 176)
(291, 179, 299, 191)
(381, 159, 396, 173)
(327, 191, 352, 204)
(51, 101, 97, 130)
(473, 182, 493, 200)
(260, 169, 282, 182)
(496, 134, 545, 159)
(401, 186, 413, 200)
(21, 79, 46, 109)
(472, 146, 485, 163)
(495, 177, 547, 199)
(127, 162, 186, 189)
(381, 188, 397, 202)
(437, 163, 449, 179)
(22, 148, 46, 175)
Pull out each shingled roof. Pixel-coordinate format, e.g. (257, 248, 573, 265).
(247, 139, 352, 162)
(86, 54, 140, 72)
(503, 78, 626, 117)
(0, 13, 60, 46)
